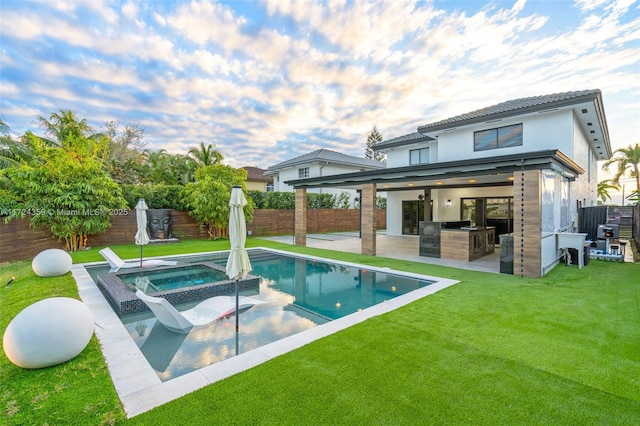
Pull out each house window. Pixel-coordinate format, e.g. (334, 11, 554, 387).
(298, 167, 309, 178)
(266, 182, 274, 192)
(410, 147, 429, 165)
(474, 124, 523, 151)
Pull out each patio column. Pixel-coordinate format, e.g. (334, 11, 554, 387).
(361, 183, 376, 256)
(513, 170, 542, 277)
(295, 188, 307, 246)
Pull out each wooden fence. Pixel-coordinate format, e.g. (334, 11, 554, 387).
(0, 209, 386, 262)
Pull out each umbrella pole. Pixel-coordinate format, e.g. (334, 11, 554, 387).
(235, 279, 239, 333)
(140, 245, 143, 268)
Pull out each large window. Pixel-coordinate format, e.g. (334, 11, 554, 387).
(410, 147, 429, 165)
(474, 124, 523, 151)
(298, 167, 309, 178)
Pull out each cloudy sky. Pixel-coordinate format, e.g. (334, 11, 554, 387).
(1, 1, 638, 189)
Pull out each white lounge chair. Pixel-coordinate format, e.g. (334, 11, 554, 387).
(99, 247, 177, 272)
(135, 289, 264, 334)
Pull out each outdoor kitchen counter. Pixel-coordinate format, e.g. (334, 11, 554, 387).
(440, 227, 496, 262)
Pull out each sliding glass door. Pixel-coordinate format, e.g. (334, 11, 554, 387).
(402, 200, 425, 235)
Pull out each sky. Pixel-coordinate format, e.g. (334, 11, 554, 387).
(0, 0, 639, 200)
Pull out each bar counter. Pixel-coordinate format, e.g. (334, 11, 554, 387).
(440, 227, 496, 262)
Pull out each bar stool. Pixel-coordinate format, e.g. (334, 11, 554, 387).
(619, 241, 627, 256)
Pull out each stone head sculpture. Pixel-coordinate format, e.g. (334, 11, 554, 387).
(147, 209, 173, 240)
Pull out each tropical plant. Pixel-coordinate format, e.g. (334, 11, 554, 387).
(188, 141, 224, 167)
(365, 125, 386, 162)
(335, 191, 351, 209)
(602, 143, 640, 204)
(102, 120, 146, 184)
(5, 132, 127, 251)
(597, 179, 620, 205)
(180, 165, 253, 238)
(120, 184, 186, 210)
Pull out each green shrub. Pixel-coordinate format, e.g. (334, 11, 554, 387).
(121, 184, 186, 210)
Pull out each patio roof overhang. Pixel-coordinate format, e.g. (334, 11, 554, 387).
(285, 149, 584, 191)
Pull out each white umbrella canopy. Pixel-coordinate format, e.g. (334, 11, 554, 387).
(226, 186, 252, 335)
(135, 199, 150, 268)
(225, 186, 252, 280)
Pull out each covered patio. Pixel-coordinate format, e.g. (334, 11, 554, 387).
(285, 150, 586, 278)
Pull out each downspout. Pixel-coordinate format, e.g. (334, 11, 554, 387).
(318, 162, 329, 194)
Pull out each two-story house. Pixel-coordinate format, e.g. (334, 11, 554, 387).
(265, 148, 386, 205)
(284, 90, 611, 277)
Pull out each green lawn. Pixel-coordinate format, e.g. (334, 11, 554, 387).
(2, 238, 639, 425)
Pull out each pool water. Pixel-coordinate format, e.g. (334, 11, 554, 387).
(118, 264, 230, 292)
(118, 249, 435, 381)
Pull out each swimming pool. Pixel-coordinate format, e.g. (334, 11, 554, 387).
(75, 248, 458, 416)
(85, 249, 436, 381)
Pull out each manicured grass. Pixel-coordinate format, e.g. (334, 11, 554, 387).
(2, 238, 639, 425)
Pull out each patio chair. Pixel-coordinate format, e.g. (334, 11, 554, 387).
(99, 247, 177, 272)
(135, 289, 264, 334)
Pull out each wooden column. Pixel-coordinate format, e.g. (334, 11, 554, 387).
(513, 170, 542, 277)
(294, 188, 307, 246)
(361, 183, 377, 256)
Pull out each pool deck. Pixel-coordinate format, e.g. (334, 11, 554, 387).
(73, 250, 458, 418)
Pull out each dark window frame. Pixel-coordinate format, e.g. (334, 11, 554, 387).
(409, 147, 429, 165)
(474, 123, 523, 152)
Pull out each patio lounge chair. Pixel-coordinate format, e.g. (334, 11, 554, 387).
(135, 290, 264, 333)
(99, 247, 177, 272)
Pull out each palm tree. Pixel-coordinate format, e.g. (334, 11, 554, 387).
(188, 141, 223, 167)
(597, 179, 620, 205)
(602, 143, 640, 203)
(0, 118, 34, 170)
(36, 110, 94, 146)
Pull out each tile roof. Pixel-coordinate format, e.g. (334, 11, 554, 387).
(375, 132, 434, 149)
(418, 89, 601, 132)
(266, 148, 386, 172)
(241, 166, 272, 182)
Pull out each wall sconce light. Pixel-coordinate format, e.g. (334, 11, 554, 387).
(418, 194, 425, 201)
(354, 197, 360, 202)
(445, 199, 453, 208)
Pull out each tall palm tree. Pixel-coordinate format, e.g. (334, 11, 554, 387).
(188, 141, 223, 167)
(597, 179, 619, 205)
(602, 143, 640, 203)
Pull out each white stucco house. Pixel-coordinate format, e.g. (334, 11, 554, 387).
(285, 89, 612, 277)
(265, 148, 386, 206)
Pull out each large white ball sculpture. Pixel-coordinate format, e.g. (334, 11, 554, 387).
(32, 249, 73, 277)
(3, 298, 94, 369)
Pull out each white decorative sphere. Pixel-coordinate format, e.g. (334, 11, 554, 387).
(32, 249, 72, 277)
(3, 298, 94, 369)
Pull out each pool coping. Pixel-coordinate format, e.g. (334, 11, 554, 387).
(72, 248, 459, 418)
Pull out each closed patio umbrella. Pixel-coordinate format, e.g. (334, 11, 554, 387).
(225, 186, 252, 333)
(135, 199, 150, 268)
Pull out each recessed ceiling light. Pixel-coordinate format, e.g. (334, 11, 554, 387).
(436, 181, 443, 185)
(468, 179, 477, 183)
(407, 183, 414, 187)
(507, 176, 514, 180)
